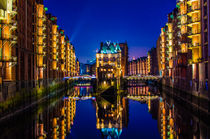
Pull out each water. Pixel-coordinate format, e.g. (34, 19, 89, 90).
(0, 83, 209, 139)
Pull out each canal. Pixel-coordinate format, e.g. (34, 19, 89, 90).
(0, 81, 209, 139)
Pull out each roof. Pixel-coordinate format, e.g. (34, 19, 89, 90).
(129, 56, 147, 63)
(98, 41, 121, 54)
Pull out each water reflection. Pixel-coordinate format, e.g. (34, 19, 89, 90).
(158, 98, 176, 139)
(36, 96, 76, 139)
(95, 93, 128, 138)
(36, 85, 95, 139)
(159, 91, 210, 139)
(0, 82, 209, 139)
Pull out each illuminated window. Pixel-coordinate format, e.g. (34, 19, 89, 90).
(2, 25, 10, 39)
(181, 25, 187, 34)
(38, 28, 43, 36)
(37, 5, 44, 18)
(38, 37, 43, 45)
(38, 19, 43, 26)
(3, 41, 10, 60)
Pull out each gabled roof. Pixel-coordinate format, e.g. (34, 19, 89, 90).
(98, 41, 121, 54)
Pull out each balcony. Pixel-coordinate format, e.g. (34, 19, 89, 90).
(166, 44, 172, 48)
(188, 58, 202, 64)
(37, 65, 44, 68)
(9, 24, 17, 31)
(177, 21, 181, 28)
(11, 35, 17, 41)
(0, 56, 17, 62)
(188, 43, 200, 49)
(187, 18, 200, 27)
(187, 31, 200, 38)
(10, 19, 17, 26)
(10, 39, 17, 46)
(187, 7, 200, 16)
(11, 8, 17, 15)
(37, 52, 44, 55)
(187, 0, 199, 5)
(1, 36, 17, 47)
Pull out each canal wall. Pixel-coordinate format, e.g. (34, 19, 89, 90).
(161, 78, 208, 99)
(160, 78, 209, 110)
(161, 84, 210, 116)
(161, 89, 210, 137)
(0, 79, 75, 120)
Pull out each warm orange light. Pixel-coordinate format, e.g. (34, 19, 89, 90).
(180, 3, 187, 15)
(38, 37, 43, 45)
(181, 25, 187, 34)
(3, 41, 10, 60)
(37, 4, 44, 18)
(38, 56, 43, 67)
(39, 68, 43, 79)
(52, 61, 57, 69)
(61, 36, 65, 44)
(5, 64, 12, 80)
(38, 19, 43, 26)
(192, 48, 200, 62)
(52, 25, 57, 34)
(2, 25, 10, 39)
(38, 46, 43, 54)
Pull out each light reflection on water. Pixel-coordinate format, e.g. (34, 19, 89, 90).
(0, 83, 209, 139)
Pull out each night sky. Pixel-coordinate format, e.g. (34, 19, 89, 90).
(44, 0, 176, 63)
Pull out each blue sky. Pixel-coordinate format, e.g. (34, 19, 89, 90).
(44, 0, 176, 63)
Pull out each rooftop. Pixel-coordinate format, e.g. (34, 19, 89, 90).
(97, 41, 121, 54)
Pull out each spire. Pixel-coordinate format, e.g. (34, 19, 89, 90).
(115, 44, 121, 52)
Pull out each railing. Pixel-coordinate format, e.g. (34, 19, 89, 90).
(188, 31, 200, 36)
(188, 43, 200, 48)
(188, 7, 200, 13)
(188, 18, 200, 24)
(0, 56, 17, 62)
(124, 75, 162, 80)
(188, 58, 202, 64)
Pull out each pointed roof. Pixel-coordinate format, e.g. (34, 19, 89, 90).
(98, 41, 121, 54)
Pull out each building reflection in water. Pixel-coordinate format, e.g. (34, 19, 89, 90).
(127, 83, 159, 112)
(95, 94, 128, 138)
(94, 84, 160, 139)
(36, 97, 76, 139)
(158, 98, 177, 139)
(36, 84, 161, 139)
(1, 83, 209, 139)
(158, 92, 210, 139)
(35, 85, 95, 139)
(127, 83, 210, 139)
(36, 93, 77, 139)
